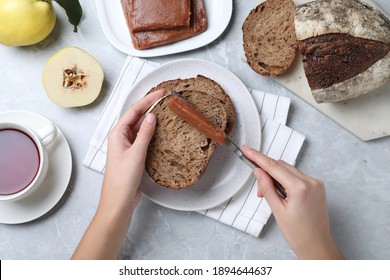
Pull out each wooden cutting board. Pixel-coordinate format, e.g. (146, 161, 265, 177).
(272, 0, 390, 141)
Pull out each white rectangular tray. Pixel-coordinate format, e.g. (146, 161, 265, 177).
(274, 0, 390, 141)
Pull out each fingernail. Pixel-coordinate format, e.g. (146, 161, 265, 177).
(242, 145, 254, 154)
(154, 89, 165, 96)
(253, 169, 265, 197)
(145, 113, 156, 124)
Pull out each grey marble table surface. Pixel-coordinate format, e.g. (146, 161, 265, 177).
(0, 0, 389, 260)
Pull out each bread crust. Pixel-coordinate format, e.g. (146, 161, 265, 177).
(312, 51, 390, 103)
(295, 0, 390, 43)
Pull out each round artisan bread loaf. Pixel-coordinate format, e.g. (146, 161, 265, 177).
(295, 0, 390, 103)
(242, 0, 298, 76)
(145, 76, 235, 189)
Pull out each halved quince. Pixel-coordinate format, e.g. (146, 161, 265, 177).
(42, 46, 104, 107)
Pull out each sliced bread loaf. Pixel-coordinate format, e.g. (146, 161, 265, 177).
(146, 90, 228, 189)
(242, 0, 298, 76)
(295, 0, 390, 103)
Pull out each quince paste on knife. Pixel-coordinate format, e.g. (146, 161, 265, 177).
(42, 46, 104, 108)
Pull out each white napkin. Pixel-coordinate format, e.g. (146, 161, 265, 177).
(199, 119, 305, 236)
(83, 56, 305, 237)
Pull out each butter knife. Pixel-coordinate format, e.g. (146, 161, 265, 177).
(167, 91, 287, 199)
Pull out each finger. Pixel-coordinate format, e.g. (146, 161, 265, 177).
(242, 145, 303, 189)
(273, 159, 308, 181)
(253, 167, 284, 214)
(130, 113, 157, 161)
(256, 153, 316, 184)
(116, 89, 165, 130)
(133, 112, 146, 133)
(245, 146, 316, 185)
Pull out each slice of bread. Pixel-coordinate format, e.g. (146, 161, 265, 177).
(242, 0, 298, 76)
(146, 90, 228, 189)
(145, 76, 235, 189)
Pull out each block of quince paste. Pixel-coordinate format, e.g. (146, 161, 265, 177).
(121, 0, 191, 32)
(131, 0, 207, 50)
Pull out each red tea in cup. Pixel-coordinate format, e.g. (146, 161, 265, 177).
(0, 129, 40, 195)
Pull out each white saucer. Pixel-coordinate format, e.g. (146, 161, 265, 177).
(0, 111, 72, 224)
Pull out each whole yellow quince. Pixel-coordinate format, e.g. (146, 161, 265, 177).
(0, 0, 56, 46)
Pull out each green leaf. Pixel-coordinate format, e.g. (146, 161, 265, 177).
(54, 0, 83, 32)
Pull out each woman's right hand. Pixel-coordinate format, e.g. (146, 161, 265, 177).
(242, 145, 344, 260)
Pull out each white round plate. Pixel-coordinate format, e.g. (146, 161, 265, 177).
(120, 58, 261, 211)
(0, 111, 72, 224)
(96, 0, 233, 57)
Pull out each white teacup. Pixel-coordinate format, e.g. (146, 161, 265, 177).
(0, 121, 58, 202)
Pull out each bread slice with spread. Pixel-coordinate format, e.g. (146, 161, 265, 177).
(146, 76, 235, 189)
